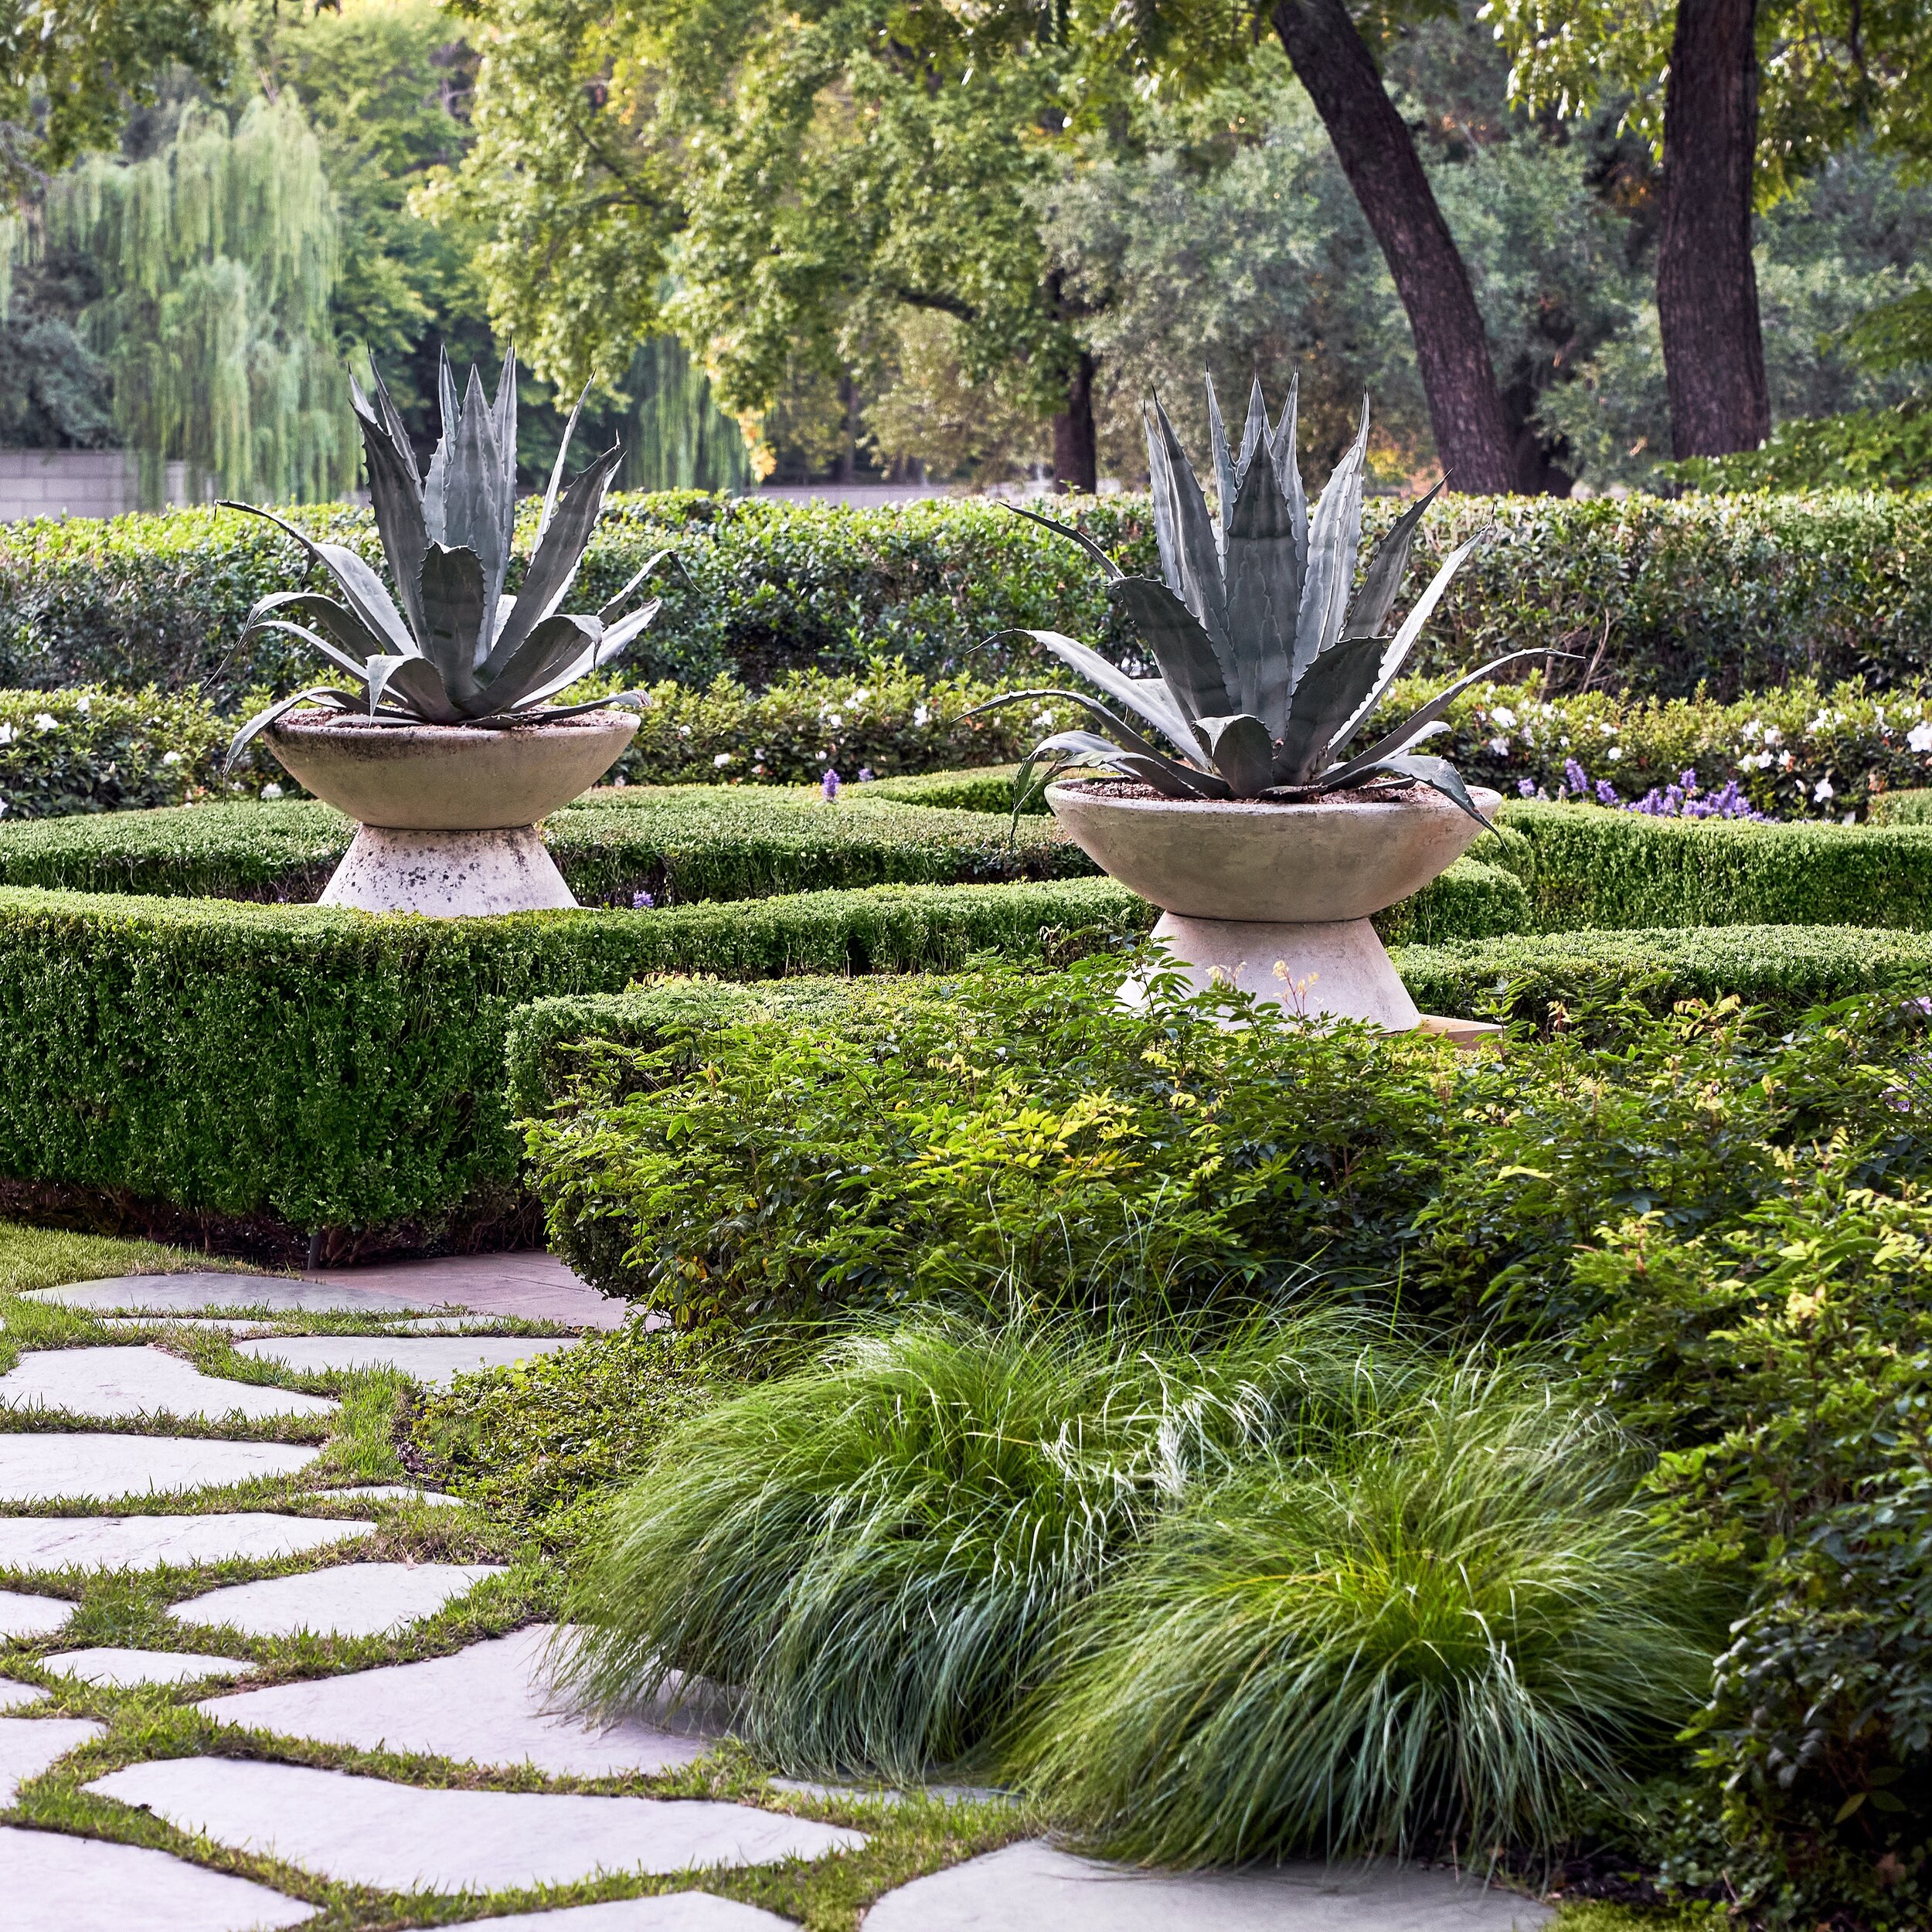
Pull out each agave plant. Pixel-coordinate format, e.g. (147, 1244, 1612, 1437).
(222, 351, 669, 772)
(979, 380, 1549, 825)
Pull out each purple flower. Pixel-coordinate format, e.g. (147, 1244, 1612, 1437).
(821, 768, 841, 801)
(1679, 769, 1699, 791)
(1518, 777, 1537, 797)
(1594, 778, 1620, 807)
(1563, 757, 1589, 796)
(857, 767, 875, 783)
(632, 889, 655, 910)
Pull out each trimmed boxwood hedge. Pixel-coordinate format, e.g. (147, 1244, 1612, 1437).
(1490, 801, 1932, 930)
(1393, 923, 1932, 1025)
(0, 790, 1534, 944)
(7, 488, 1932, 705)
(0, 877, 1148, 1238)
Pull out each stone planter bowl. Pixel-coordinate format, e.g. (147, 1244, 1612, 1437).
(1046, 778, 1503, 1033)
(262, 708, 639, 915)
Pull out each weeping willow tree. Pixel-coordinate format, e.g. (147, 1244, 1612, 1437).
(621, 336, 754, 493)
(48, 97, 355, 506)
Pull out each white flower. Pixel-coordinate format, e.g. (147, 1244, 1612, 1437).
(1598, 722, 1616, 736)
(1764, 726, 1783, 747)
(1809, 713, 1830, 733)
(33, 713, 57, 733)
(74, 693, 91, 715)
(1487, 736, 1511, 757)
(825, 713, 844, 730)
(261, 782, 284, 801)
(1740, 750, 1774, 771)
(0, 801, 8, 818)
(1607, 745, 1622, 762)
(0, 723, 14, 747)
(1743, 718, 1762, 741)
(1560, 735, 1571, 749)
(913, 704, 930, 727)
(851, 687, 870, 704)
(713, 752, 733, 768)
(1490, 705, 1516, 730)
(162, 750, 182, 766)
(1909, 721, 1932, 754)
(677, 725, 692, 739)
(1813, 775, 1835, 801)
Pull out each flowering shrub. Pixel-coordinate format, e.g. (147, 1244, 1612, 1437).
(1392, 675, 1932, 822)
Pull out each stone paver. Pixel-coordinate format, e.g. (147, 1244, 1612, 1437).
(29, 1274, 423, 1315)
(315, 1483, 464, 1506)
(0, 1434, 320, 1502)
(471, 1897, 794, 1930)
(200, 1626, 708, 1776)
(86, 1757, 866, 1892)
(1, 1680, 49, 1710)
(43, 1648, 257, 1688)
(304, 1253, 625, 1329)
(861, 1842, 1554, 1931)
(2, 1715, 105, 1800)
(0, 1512, 372, 1572)
(0, 1587, 75, 1638)
(0, 1346, 338, 1422)
(170, 1561, 506, 1638)
(234, 1335, 574, 1389)
(0, 1824, 316, 1931)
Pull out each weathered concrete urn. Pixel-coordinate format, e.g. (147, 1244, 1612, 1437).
(1049, 780, 1502, 1029)
(223, 346, 668, 916)
(265, 710, 638, 915)
(974, 373, 1544, 1028)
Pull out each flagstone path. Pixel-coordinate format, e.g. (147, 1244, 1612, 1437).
(2, 1250, 1560, 1930)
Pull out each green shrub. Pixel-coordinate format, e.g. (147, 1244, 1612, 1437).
(1422, 676, 1932, 823)
(9, 489, 1932, 704)
(1664, 400, 1932, 495)
(560, 1311, 1425, 1780)
(1872, 787, 1932, 825)
(524, 961, 1932, 1325)
(1489, 801, 1932, 931)
(0, 877, 1140, 1236)
(861, 764, 1039, 813)
(1394, 924, 1932, 1027)
(1015, 1369, 1714, 1864)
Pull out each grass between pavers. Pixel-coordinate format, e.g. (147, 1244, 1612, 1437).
(0, 1267, 1045, 1929)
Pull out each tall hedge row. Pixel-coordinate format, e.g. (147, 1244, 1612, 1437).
(5, 488, 1930, 706)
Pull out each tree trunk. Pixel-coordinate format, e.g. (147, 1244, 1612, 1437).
(1656, 0, 1770, 457)
(1269, 0, 1525, 495)
(1053, 349, 1097, 494)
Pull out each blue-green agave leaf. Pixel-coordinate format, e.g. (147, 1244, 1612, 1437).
(218, 502, 417, 661)
(1194, 713, 1275, 796)
(1019, 728, 1224, 802)
(1143, 395, 1231, 661)
(1326, 536, 1502, 762)
(1274, 633, 1387, 784)
(1347, 478, 1444, 641)
(472, 611, 601, 715)
(1293, 393, 1369, 681)
(598, 596, 663, 658)
(1268, 373, 1308, 581)
(1325, 647, 1554, 785)
(242, 591, 386, 675)
(1223, 430, 1301, 729)
(417, 544, 487, 701)
(1107, 581, 1235, 740)
(1206, 374, 1236, 553)
(440, 365, 511, 634)
(966, 686, 1189, 769)
(366, 654, 461, 722)
(221, 687, 354, 777)
(350, 374, 430, 641)
(538, 383, 590, 552)
(492, 347, 519, 522)
(482, 440, 624, 679)
(1002, 503, 1125, 581)
(1237, 375, 1268, 478)
(240, 617, 376, 689)
(997, 627, 1196, 750)
(1338, 750, 1494, 830)
(598, 549, 679, 622)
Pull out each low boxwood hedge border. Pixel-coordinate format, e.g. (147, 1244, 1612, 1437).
(1393, 923, 1932, 1025)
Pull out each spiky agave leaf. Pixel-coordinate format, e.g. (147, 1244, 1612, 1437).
(221, 685, 358, 777)
(1016, 729, 1226, 806)
(1106, 580, 1233, 740)
(1221, 425, 1300, 730)
(218, 501, 417, 660)
(1274, 634, 1388, 784)
(965, 685, 1196, 771)
(1144, 395, 1232, 666)
(1193, 714, 1274, 796)
(1292, 396, 1369, 683)
(440, 365, 512, 643)
(1205, 376, 1236, 557)
(992, 628, 1198, 751)
(1324, 648, 1558, 787)
(349, 374, 430, 641)
(1332, 749, 1495, 829)
(1346, 479, 1445, 642)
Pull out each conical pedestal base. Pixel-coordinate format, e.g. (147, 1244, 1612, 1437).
(1129, 911, 1422, 1032)
(318, 825, 577, 916)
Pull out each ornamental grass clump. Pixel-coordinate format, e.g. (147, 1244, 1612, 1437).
(559, 1311, 1426, 1781)
(1012, 1366, 1716, 1865)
